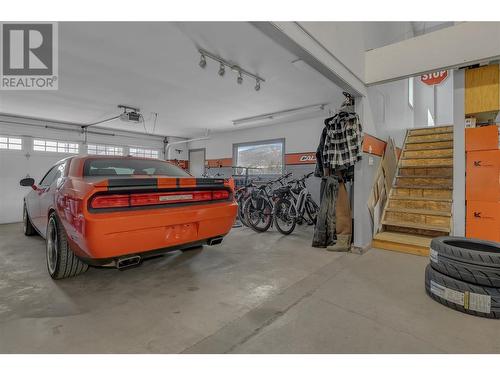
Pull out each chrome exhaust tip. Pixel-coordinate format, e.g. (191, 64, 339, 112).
(207, 236, 224, 246)
(116, 255, 141, 270)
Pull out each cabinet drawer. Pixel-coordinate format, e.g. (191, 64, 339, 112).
(466, 150, 500, 202)
(465, 125, 499, 151)
(466, 201, 500, 242)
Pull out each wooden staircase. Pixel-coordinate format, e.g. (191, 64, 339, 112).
(372, 125, 454, 256)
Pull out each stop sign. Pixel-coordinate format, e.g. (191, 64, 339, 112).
(421, 70, 448, 85)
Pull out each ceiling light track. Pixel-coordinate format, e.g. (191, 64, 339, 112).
(198, 48, 265, 91)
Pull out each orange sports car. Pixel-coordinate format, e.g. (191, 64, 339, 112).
(20, 155, 237, 279)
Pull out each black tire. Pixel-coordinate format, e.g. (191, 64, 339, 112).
(274, 198, 297, 235)
(425, 264, 500, 319)
(243, 196, 273, 233)
(304, 198, 319, 225)
(237, 198, 248, 227)
(46, 213, 89, 279)
(430, 253, 500, 288)
(430, 236, 500, 268)
(23, 202, 37, 236)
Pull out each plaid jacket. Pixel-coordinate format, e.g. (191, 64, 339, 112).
(323, 112, 362, 169)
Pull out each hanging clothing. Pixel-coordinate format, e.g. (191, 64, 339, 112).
(323, 112, 362, 170)
(314, 127, 327, 178)
(335, 181, 352, 235)
(312, 176, 338, 248)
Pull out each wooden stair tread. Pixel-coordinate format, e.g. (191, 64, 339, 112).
(404, 144, 454, 151)
(397, 175, 453, 179)
(407, 125, 453, 135)
(381, 220, 450, 233)
(385, 207, 452, 217)
(402, 155, 453, 159)
(399, 163, 453, 169)
(407, 130, 453, 136)
(389, 196, 452, 202)
(373, 231, 433, 247)
(393, 185, 452, 190)
(406, 138, 453, 145)
(372, 231, 432, 256)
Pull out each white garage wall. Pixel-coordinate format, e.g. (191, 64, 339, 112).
(297, 22, 414, 84)
(365, 78, 415, 147)
(0, 118, 168, 224)
(189, 115, 330, 159)
(189, 115, 331, 204)
(414, 73, 454, 127)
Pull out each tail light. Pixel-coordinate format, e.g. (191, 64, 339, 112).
(90, 190, 230, 209)
(91, 195, 130, 209)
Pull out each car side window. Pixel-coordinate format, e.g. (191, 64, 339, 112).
(39, 163, 65, 187)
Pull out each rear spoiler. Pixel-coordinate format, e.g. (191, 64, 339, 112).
(94, 177, 231, 191)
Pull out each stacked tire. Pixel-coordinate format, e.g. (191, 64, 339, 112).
(425, 236, 500, 319)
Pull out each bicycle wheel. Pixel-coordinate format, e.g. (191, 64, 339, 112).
(305, 198, 319, 225)
(244, 196, 273, 232)
(274, 197, 297, 235)
(237, 196, 248, 227)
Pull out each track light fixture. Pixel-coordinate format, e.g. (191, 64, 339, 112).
(199, 54, 207, 68)
(218, 63, 225, 76)
(198, 48, 265, 91)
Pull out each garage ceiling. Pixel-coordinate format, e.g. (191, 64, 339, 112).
(0, 22, 343, 138)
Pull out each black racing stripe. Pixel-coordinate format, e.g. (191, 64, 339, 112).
(176, 178, 180, 187)
(107, 178, 158, 188)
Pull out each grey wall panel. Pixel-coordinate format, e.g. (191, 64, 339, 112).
(353, 154, 382, 249)
(452, 70, 465, 236)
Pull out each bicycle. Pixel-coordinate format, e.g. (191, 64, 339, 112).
(201, 170, 225, 178)
(273, 172, 320, 235)
(242, 173, 292, 233)
(235, 180, 258, 227)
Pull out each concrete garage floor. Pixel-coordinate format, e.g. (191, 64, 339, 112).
(0, 223, 499, 354)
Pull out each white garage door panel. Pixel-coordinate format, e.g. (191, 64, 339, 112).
(0, 151, 72, 224)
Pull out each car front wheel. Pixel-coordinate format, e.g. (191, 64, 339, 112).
(46, 213, 89, 279)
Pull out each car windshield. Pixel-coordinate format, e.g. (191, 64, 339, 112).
(83, 158, 190, 177)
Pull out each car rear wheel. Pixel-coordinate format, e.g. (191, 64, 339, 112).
(23, 203, 37, 236)
(46, 213, 89, 279)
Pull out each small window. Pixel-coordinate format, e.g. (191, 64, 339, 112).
(128, 147, 160, 159)
(39, 163, 65, 186)
(234, 139, 284, 175)
(83, 158, 189, 177)
(34, 139, 79, 154)
(87, 144, 124, 156)
(427, 109, 435, 127)
(408, 76, 414, 109)
(0, 136, 22, 150)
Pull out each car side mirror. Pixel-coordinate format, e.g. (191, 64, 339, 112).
(20, 177, 35, 188)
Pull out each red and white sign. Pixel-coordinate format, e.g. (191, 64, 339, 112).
(421, 70, 448, 85)
(285, 152, 316, 165)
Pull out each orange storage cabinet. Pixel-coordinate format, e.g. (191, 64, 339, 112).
(466, 201, 500, 242)
(465, 125, 499, 152)
(466, 150, 500, 202)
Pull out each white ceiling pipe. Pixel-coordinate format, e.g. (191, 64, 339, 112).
(165, 137, 210, 160)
